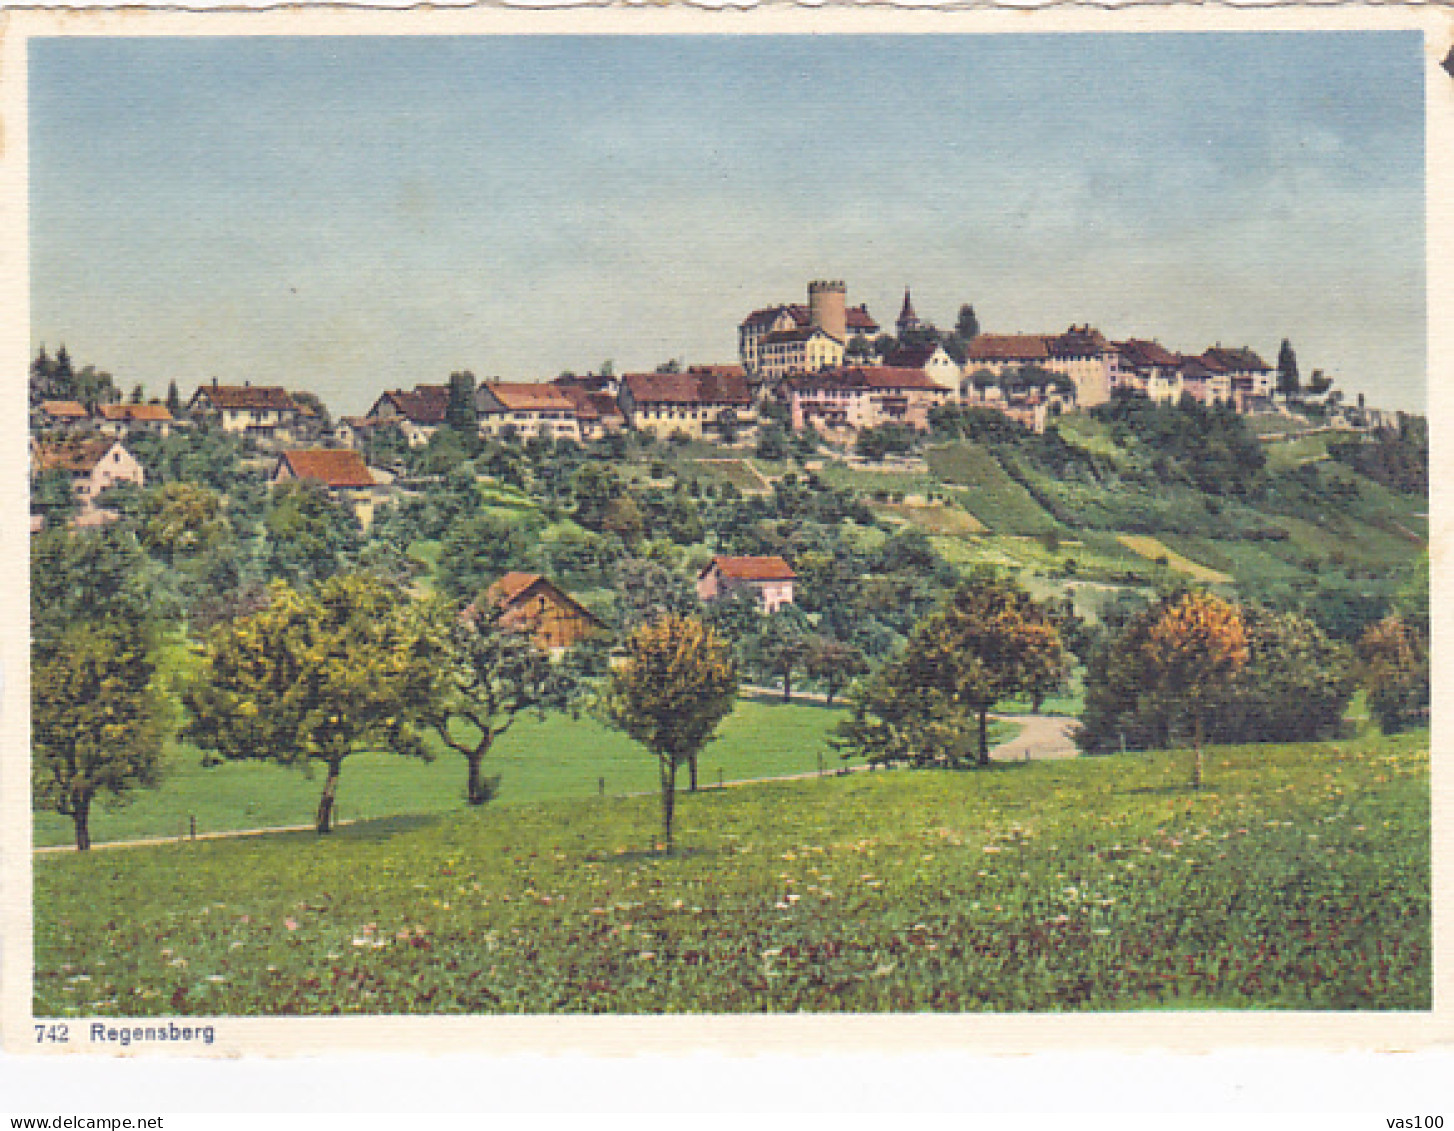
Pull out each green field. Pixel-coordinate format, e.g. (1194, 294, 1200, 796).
(924, 443, 1060, 535)
(32, 698, 848, 848)
(35, 730, 1428, 1015)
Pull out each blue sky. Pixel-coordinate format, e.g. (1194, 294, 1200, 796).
(30, 33, 1425, 415)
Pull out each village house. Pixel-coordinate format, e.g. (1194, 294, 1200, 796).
(188, 381, 307, 445)
(554, 384, 627, 439)
(1201, 346, 1274, 412)
(270, 448, 391, 528)
(474, 382, 582, 442)
(1178, 355, 1233, 406)
(697, 555, 797, 613)
(35, 400, 93, 433)
(786, 366, 955, 434)
(485, 571, 604, 651)
(883, 341, 962, 388)
(619, 370, 755, 440)
(963, 327, 1112, 407)
(95, 402, 177, 438)
(32, 436, 145, 513)
(738, 280, 879, 375)
(1111, 339, 1185, 404)
(365, 385, 451, 448)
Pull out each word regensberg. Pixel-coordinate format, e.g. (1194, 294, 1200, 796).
(89, 1022, 215, 1046)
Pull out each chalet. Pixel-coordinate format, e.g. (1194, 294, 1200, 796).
(696, 555, 796, 613)
(36, 400, 92, 433)
(485, 571, 604, 651)
(95, 402, 176, 438)
(188, 381, 305, 444)
(786, 366, 954, 434)
(619, 370, 754, 440)
(32, 437, 145, 509)
(366, 385, 451, 448)
(270, 448, 389, 527)
(475, 382, 582, 442)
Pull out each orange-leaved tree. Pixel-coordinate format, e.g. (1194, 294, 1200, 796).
(1140, 590, 1249, 789)
(604, 615, 737, 852)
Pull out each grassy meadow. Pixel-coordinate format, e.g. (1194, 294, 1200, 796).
(35, 729, 1429, 1015)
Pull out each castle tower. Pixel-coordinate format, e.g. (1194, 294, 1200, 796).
(807, 279, 848, 342)
(896, 288, 923, 336)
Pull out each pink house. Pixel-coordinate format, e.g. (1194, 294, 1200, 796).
(696, 555, 797, 613)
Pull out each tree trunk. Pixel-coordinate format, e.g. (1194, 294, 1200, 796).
(977, 708, 991, 766)
(316, 759, 342, 834)
(466, 748, 490, 806)
(659, 757, 678, 854)
(72, 798, 92, 852)
(1191, 714, 1205, 791)
(782, 669, 792, 701)
(688, 752, 698, 793)
(824, 682, 837, 707)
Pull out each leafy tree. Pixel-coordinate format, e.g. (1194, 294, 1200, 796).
(747, 605, 813, 702)
(32, 526, 166, 850)
(31, 469, 79, 522)
(165, 380, 182, 415)
(436, 512, 535, 603)
(804, 635, 868, 705)
(447, 370, 477, 433)
(954, 304, 980, 342)
(1139, 591, 1249, 789)
(185, 574, 446, 833)
(756, 425, 792, 462)
(603, 615, 738, 852)
(424, 603, 583, 805)
(613, 556, 700, 631)
(129, 384, 145, 404)
(839, 577, 1064, 768)
(1277, 339, 1300, 400)
(262, 479, 362, 584)
(291, 390, 332, 430)
(139, 482, 232, 566)
(571, 462, 621, 532)
(1357, 614, 1429, 734)
(601, 494, 647, 548)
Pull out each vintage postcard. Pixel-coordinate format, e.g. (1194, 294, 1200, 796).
(1, 4, 1448, 1060)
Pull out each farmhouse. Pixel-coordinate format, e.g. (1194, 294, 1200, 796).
(188, 381, 307, 445)
(32, 436, 145, 509)
(619, 370, 754, 440)
(1111, 340, 1184, 404)
(475, 382, 582, 442)
(95, 402, 177, 438)
(366, 385, 451, 447)
(485, 571, 605, 651)
(696, 555, 796, 613)
(36, 400, 92, 433)
(271, 448, 388, 527)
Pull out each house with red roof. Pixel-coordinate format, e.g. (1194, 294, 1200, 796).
(696, 555, 796, 613)
(35, 400, 92, 433)
(31, 436, 145, 518)
(484, 571, 605, 651)
(365, 385, 452, 448)
(96, 402, 177, 438)
(1111, 339, 1185, 403)
(1201, 346, 1273, 411)
(270, 448, 391, 527)
(475, 381, 582, 442)
(188, 380, 308, 445)
(784, 366, 954, 434)
(619, 370, 754, 440)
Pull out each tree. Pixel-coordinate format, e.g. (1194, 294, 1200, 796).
(165, 380, 182, 415)
(603, 615, 738, 852)
(447, 370, 477, 434)
(31, 526, 165, 850)
(748, 605, 813, 702)
(839, 577, 1064, 768)
(139, 482, 232, 566)
(804, 635, 868, 705)
(955, 304, 980, 342)
(1139, 591, 1249, 788)
(1277, 339, 1300, 400)
(425, 603, 583, 805)
(262, 479, 362, 584)
(436, 512, 535, 603)
(613, 556, 700, 631)
(185, 574, 446, 833)
(129, 384, 144, 404)
(1357, 614, 1429, 734)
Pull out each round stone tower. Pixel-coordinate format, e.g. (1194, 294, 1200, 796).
(807, 279, 848, 342)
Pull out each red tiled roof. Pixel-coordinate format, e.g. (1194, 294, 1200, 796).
(965, 334, 1050, 362)
(884, 343, 940, 369)
(846, 305, 880, 332)
(276, 449, 374, 489)
(40, 400, 90, 419)
(701, 555, 796, 582)
(623, 370, 752, 407)
(1047, 326, 1109, 358)
(97, 403, 174, 422)
(194, 384, 300, 412)
(790, 366, 947, 392)
(1178, 356, 1217, 379)
(33, 437, 125, 474)
(372, 386, 450, 425)
(556, 386, 623, 421)
(1202, 347, 1269, 373)
(479, 381, 576, 413)
(687, 364, 747, 379)
(485, 572, 605, 626)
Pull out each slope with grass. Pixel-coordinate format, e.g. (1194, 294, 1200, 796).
(35, 730, 1428, 1015)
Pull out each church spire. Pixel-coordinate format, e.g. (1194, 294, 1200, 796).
(896, 287, 922, 336)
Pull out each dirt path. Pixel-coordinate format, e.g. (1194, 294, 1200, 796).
(36, 704, 1080, 854)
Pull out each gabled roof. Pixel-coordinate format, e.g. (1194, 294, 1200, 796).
(1202, 346, 1270, 373)
(97, 403, 174, 423)
(275, 449, 375, 489)
(192, 384, 300, 412)
(623, 370, 752, 407)
(370, 385, 450, 425)
(1177, 355, 1217, 379)
(33, 437, 129, 475)
(556, 385, 624, 421)
(700, 555, 796, 582)
(884, 343, 945, 369)
(486, 572, 605, 627)
(39, 400, 91, 419)
(687, 364, 747, 379)
(478, 381, 577, 413)
(964, 335, 1051, 362)
(1114, 339, 1181, 370)
(846, 305, 880, 332)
